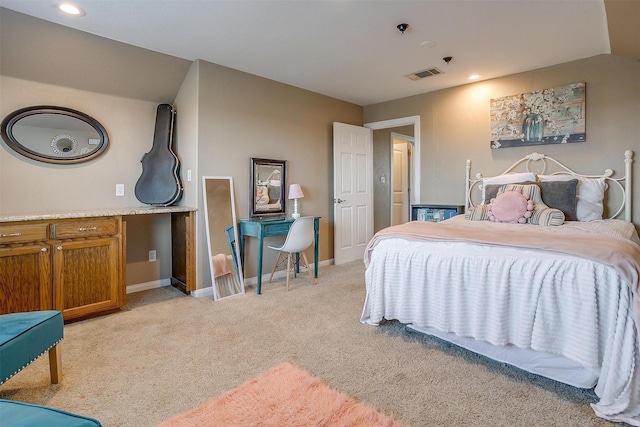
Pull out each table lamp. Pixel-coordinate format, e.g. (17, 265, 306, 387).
(288, 184, 304, 219)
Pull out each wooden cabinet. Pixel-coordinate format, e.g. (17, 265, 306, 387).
(52, 235, 122, 322)
(1, 206, 195, 322)
(0, 243, 52, 314)
(0, 216, 123, 322)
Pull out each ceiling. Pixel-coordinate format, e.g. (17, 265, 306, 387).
(0, 0, 637, 106)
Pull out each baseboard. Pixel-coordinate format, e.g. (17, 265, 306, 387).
(126, 278, 171, 294)
(191, 259, 335, 297)
(243, 258, 333, 285)
(319, 258, 334, 268)
(190, 286, 214, 298)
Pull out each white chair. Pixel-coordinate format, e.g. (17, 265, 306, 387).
(267, 216, 317, 291)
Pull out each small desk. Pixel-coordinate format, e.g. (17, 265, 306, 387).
(238, 217, 320, 294)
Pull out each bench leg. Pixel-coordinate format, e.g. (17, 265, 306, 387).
(48, 344, 62, 384)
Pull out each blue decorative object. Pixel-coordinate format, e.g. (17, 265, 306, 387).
(0, 400, 101, 427)
(522, 113, 543, 142)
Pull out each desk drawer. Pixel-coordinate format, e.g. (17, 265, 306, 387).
(261, 222, 293, 236)
(52, 217, 118, 239)
(0, 223, 48, 244)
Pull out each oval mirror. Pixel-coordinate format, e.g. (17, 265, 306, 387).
(1, 106, 109, 164)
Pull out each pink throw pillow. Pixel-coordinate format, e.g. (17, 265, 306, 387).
(488, 190, 533, 224)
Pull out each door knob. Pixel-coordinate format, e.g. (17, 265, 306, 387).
(334, 198, 346, 203)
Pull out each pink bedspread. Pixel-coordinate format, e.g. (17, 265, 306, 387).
(366, 220, 640, 299)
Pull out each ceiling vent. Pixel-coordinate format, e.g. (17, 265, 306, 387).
(405, 67, 443, 81)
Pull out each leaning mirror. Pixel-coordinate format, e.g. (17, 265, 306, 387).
(250, 157, 287, 218)
(1, 106, 109, 164)
(203, 176, 245, 300)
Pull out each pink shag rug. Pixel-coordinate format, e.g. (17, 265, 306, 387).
(158, 362, 407, 427)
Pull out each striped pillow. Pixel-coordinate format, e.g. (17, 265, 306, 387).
(465, 204, 490, 221)
(499, 184, 565, 226)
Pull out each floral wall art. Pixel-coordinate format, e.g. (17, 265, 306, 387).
(490, 82, 586, 149)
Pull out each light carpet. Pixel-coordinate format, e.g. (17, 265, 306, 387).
(0, 261, 611, 426)
(157, 362, 406, 427)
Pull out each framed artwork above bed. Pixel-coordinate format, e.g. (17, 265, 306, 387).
(250, 157, 287, 218)
(490, 82, 586, 149)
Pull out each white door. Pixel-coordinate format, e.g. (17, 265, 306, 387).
(333, 122, 373, 265)
(392, 140, 410, 225)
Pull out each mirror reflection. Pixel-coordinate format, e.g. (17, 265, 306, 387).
(1, 106, 109, 164)
(203, 176, 244, 300)
(250, 158, 286, 218)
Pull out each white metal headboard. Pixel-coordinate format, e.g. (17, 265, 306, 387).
(465, 150, 634, 221)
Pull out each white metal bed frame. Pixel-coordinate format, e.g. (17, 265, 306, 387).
(465, 150, 634, 222)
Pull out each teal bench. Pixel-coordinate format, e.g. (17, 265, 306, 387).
(0, 310, 63, 385)
(0, 311, 101, 425)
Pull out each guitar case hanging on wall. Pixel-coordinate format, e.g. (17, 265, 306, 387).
(134, 104, 183, 206)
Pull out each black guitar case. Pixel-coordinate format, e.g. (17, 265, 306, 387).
(134, 104, 183, 206)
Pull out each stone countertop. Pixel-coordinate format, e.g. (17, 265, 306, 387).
(0, 206, 196, 223)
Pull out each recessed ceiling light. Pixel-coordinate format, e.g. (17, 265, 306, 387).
(468, 74, 481, 80)
(58, 2, 86, 16)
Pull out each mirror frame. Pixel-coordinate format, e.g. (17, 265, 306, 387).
(250, 157, 287, 218)
(202, 176, 245, 300)
(1, 105, 109, 164)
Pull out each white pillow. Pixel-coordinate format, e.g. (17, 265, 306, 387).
(538, 175, 606, 221)
(481, 172, 536, 203)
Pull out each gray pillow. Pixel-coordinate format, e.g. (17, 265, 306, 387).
(484, 179, 579, 221)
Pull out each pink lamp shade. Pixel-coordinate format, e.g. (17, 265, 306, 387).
(288, 184, 304, 219)
(288, 184, 304, 200)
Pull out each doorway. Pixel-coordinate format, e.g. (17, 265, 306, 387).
(365, 116, 420, 233)
(391, 133, 413, 226)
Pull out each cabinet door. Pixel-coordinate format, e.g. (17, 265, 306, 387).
(0, 244, 52, 314)
(52, 236, 121, 321)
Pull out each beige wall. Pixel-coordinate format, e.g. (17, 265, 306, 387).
(0, 77, 161, 212)
(0, 76, 174, 286)
(1, 61, 362, 294)
(0, 66, 362, 291)
(193, 60, 362, 288)
(364, 54, 640, 228)
(0, 9, 190, 105)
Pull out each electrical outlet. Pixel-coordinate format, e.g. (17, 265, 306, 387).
(148, 250, 156, 262)
(115, 184, 125, 196)
(187, 169, 192, 182)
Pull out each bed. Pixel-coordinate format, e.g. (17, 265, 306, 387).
(361, 151, 640, 425)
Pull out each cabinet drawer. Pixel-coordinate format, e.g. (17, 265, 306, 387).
(52, 217, 118, 239)
(0, 223, 48, 244)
